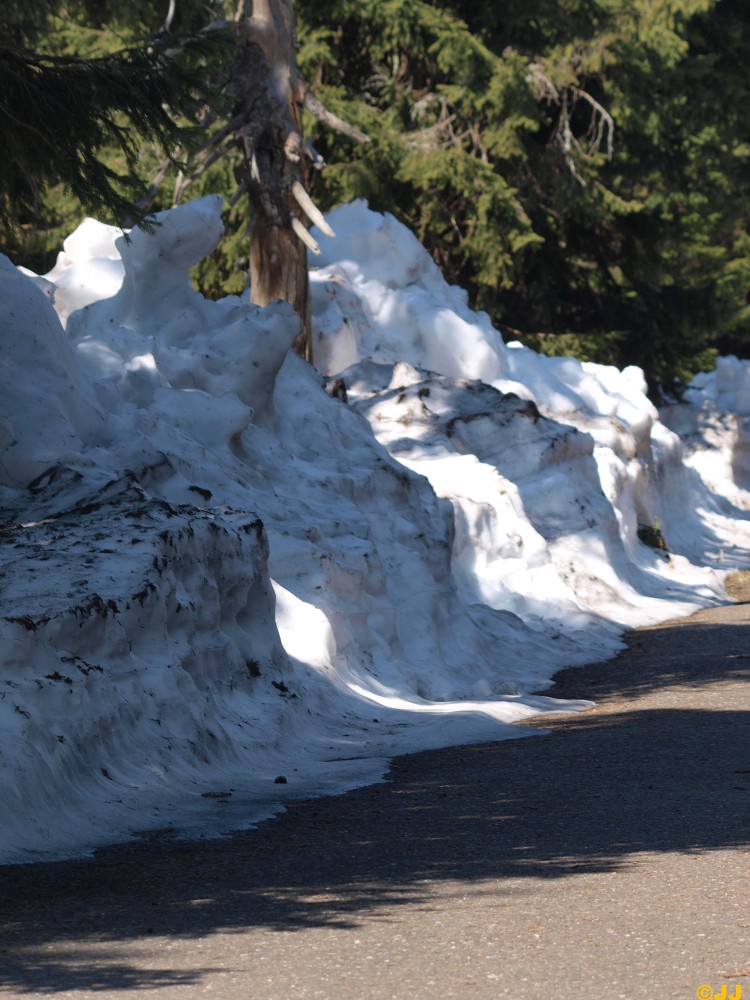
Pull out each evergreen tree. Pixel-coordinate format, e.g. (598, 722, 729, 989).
(292, 0, 750, 394)
(1, 1, 365, 358)
(0, 1, 216, 232)
(3, 0, 749, 391)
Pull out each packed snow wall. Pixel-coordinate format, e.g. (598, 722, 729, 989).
(1, 195, 749, 862)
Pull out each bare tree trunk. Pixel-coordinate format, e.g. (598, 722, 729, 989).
(233, 0, 311, 358)
(138, 1, 367, 364)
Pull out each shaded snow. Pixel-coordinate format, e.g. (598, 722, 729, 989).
(1, 195, 748, 863)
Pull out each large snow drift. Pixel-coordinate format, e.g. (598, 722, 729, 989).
(1, 195, 748, 863)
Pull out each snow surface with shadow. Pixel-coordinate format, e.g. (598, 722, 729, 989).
(1, 195, 749, 863)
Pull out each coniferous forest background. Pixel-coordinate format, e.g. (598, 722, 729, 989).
(2, 0, 749, 398)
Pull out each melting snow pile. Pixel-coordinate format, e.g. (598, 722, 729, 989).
(1, 195, 749, 863)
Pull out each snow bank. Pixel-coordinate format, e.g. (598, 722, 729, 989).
(1, 195, 748, 863)
(661, 355, 750, 513)
(311, 202, 749, 625)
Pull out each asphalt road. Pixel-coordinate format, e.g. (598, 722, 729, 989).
(1, 598, 749, 1000)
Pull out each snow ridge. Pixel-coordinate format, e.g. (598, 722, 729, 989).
(1, 195, 749, 862)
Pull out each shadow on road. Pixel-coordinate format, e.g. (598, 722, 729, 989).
(544, 612, 750, 702)
(1, 609, 749, 993)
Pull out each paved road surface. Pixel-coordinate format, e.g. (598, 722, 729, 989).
(1, 600, 749, 1000)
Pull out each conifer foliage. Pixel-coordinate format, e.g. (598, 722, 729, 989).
(2, 0, 749, 391)
(294, 0, 750, 393)
(0, 1, 211, 229)
(1, 1, 363, 357)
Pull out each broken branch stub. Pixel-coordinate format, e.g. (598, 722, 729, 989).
(292, 216, 321, 255)
(292, 180, 334, 238)
(302, 87, 370, 144)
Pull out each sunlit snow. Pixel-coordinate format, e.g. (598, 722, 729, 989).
(1, 195, 749, 863)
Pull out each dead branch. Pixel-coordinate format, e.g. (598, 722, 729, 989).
(161, 0, 176, 33)
(292, 180, 334, 236)
(291, 216, 321, 254)
(527, 61, 614, 184)
(302, 87, 370, 143)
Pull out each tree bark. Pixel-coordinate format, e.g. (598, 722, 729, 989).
(233, 0, 311, 358)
